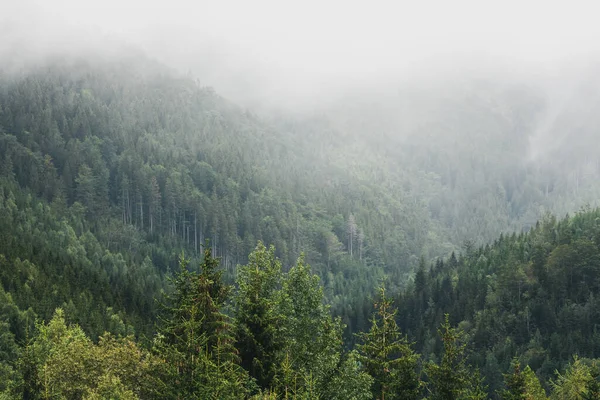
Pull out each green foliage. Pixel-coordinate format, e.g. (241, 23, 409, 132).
(425, 314, 477, 400)
(357, 284, 420, 400)
(396, 208, 600, 396)
(550, 357, 594, 400)
(21, 309, 157, 400)
(501, 359, 528, 400)
(523, 365, 548, 400)
(275, 254, 372, 399)
(324, 350, 373, 400)
(3, 42, 600, 400)
(461, 370, 489, 400)
(584, 363, 600, 400)
(83, 374, 138, 400)
(234, 242, 284, 390)
(154, 250, 251, 399)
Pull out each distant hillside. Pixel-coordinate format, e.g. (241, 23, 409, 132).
(0, 53, 444, 337)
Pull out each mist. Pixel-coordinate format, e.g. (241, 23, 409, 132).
(4, 3, 600, 391)
(3, 0, 600, 166)
(4, 0, 600, 105)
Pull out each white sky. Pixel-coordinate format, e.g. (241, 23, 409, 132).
(4, 0, 600, 105)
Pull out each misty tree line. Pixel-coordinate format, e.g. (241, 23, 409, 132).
(0, 58, 444, 335)
(3, 55, 600, 327)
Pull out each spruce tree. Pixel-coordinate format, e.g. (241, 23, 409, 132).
(424, 314, 472, 400)
(584, 364, 600, 400)
(357, 284, 420, 400)
(154, 250, 249, 399)
(522, 365, 548, 400)
(196, 245, 235, 359)
(501, 359, 527, 400)
(234, 242, 284, 391)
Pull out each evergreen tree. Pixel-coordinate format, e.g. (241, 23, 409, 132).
(154, 251, 250, 399)
(425, 314, 472, 400)
(461, 370, 489, 400)
(551, 357, 593, 400)
(501, 359, 527, 400)
(357, 284, 420, 400)
(196, 244, 235, 358)
(584, 363, 600, 400)
(234, 242, 284, 391)
(522, 366, 547, 400)
(324, 350, 373, 400)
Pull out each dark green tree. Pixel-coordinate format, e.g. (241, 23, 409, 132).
(234, 242, 284, 391)
(357, 284, 420, 400)
(424, 314, 472, 400)
(154, 251, 250, 399)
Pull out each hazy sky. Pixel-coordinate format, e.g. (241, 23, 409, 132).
(4, 0, 600, 106)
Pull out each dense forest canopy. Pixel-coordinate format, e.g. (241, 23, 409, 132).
(2, 9, 600, 397)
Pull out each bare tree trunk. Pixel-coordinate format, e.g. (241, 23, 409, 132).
(139, 194, 144, 230)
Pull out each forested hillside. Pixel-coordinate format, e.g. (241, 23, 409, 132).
(3, 218, 600, 398)
(2, 48, 600, 399)
(314, 76, 600, 244)
(0, 55, 408, 335)
(2, 52, 600, 334)
(397, 207, 600, 394)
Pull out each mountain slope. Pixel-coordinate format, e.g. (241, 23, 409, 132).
(396, 207, 600, 392)
(1, 49, 600, 340)
(0, 53, 443, 335)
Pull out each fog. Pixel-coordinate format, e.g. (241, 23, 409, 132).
(4, 0, 600, 105)
(3, 0, 600, 161)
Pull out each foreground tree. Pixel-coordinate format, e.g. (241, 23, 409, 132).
(19, 309, 157, 400)
(501, 359, 527, 400)
(276, 254, 372, 399)
(357, 284, 420, 400)
(234, 242, 284, 391)
(584, 363, 600, 400)
(500, 359, 548, 400)
(550, 357, 595, 400)
(154, 249, 250, 399)
(425, 314, 484, 400)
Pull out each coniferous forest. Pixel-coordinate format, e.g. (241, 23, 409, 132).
(2, 32, 600, 399)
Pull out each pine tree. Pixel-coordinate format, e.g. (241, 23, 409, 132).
(522, 365, 547, 400)
(154, 250, 249, 399)
(357, 284, 420, 400)
(501, 359, 527, 400)
(234, 242, 284, 391)
(196, 245, 234, 356)
(424, 314, 471, 400)
(153, 253, 209, 399)
(584, 363, 600, 400)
